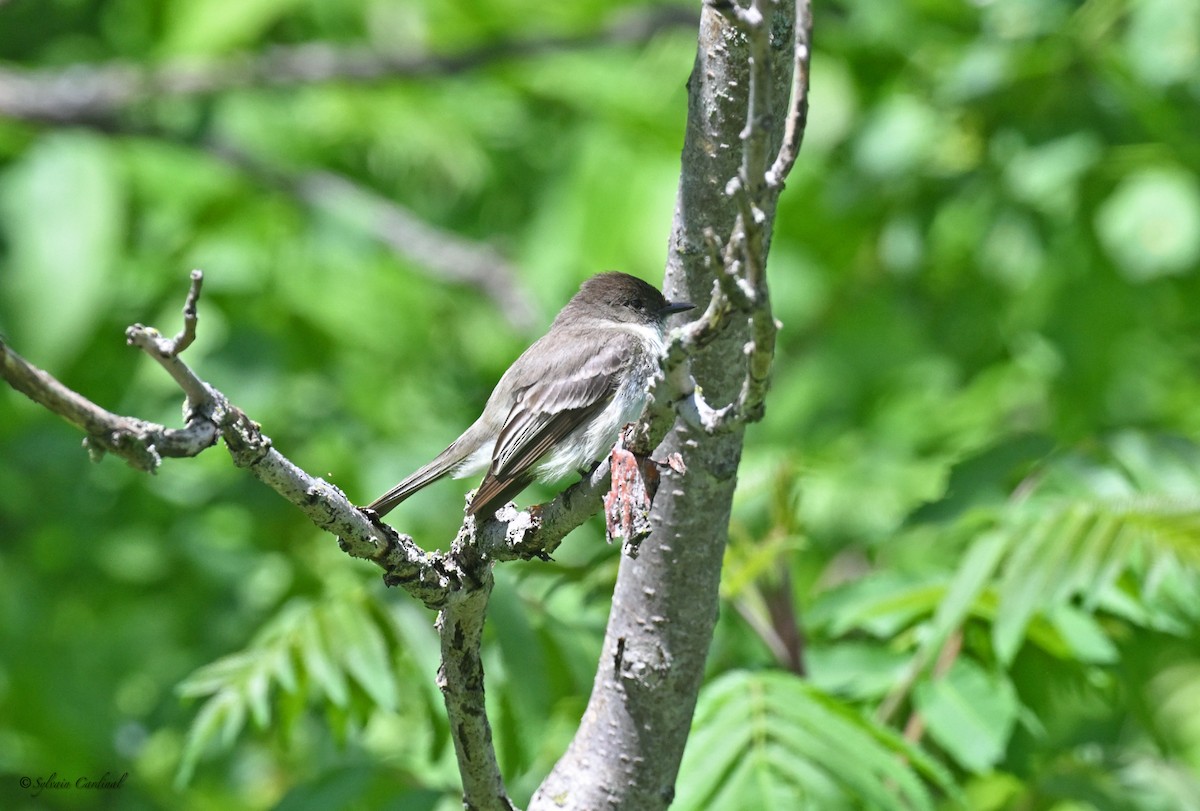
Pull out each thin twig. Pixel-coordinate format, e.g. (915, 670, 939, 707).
(735, 0, 774, 203)
(125, 270, 213, 412)
(171, 269, 204, 355)
(768, 0, 815, 189)
(901, 629, 963, 744)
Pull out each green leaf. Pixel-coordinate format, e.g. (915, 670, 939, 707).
(993, 507, 1089, 664)
(1096, 168, 1200, 282)
(173, 591, 424, 784)
(1044, 605, 1119, 664)
(806, 642, 911, 701)
(1003, 133, 1102, 218)
(913, 660, 1018, 773)
(245, 663, 271, 729)
(809, 571, 946, 639)
(676, 670, 959, 811)
(176, 691, 246, 788)
(0, 132, 123, 366)
(162, 0, 307, 55)
(925, 529, 1010, 658)
(299, 604, 350, 708)
(379, 600, 447, 725)
(854, 95, 941, 178)
(324, 599, 398, 712)
(487, 576, 550, 734)
(1125, 0, 1200, 86)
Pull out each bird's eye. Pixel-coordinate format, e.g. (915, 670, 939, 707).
(629, 298, 645, 310)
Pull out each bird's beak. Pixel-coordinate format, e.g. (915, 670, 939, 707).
(660, 300, 695, 316)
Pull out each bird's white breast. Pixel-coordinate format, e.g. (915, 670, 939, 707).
(535, 322, 665, 481)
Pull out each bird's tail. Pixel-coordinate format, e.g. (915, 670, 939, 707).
(467, 471, 534, 517)
(365, 428, 486, 517)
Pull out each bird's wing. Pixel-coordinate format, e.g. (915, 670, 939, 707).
(468, 338, 628, 516)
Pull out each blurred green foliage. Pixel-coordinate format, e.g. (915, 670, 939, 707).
(2, 0, 1200, 809)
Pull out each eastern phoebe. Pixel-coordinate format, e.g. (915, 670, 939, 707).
(366, 272, 694, 519)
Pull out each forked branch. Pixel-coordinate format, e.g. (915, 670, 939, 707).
(645, 0, 812, 436)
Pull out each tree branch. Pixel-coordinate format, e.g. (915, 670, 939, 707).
(291, 170, 538, 331)
(474, 458, 612, 562)
(1, 273, 445, 608)
(0, 9, 701, 333)
(0, 337, 218, 471)
(0, 7, 697, 125)
(651, 0, 814, 435)
(124, 270, 215, 412)
(0, 268, 630, 808)
(1, 3, 812, 805)
(530, 1, 810, 807)
(767, 0, 814, 190)
(1, 266, 620, 593)
(208, 140, 540, 331)
(0, 11, 701, 334)
(436, 533, 515, 811)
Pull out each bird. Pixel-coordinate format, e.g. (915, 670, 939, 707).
(365, 272, 694, 519)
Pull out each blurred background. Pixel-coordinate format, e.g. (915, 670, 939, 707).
(2, 0, 1199, 809)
